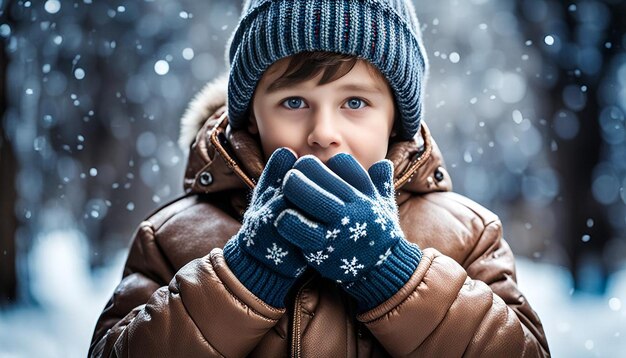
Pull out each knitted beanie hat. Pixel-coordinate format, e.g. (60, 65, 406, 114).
(226, 0, 429, 140)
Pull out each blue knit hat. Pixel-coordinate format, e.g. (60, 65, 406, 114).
(226, 0, 429, 140)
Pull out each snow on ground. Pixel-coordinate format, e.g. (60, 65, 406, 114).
(0, 232, 624, 357)
(0, 232, 126, 358)
(516, 259, 626, 357)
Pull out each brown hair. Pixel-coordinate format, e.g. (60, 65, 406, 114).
(268, 52, 361, 92)
(263, 51, 400, 139)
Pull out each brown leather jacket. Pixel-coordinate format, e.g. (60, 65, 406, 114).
(89, 79, 550, 357)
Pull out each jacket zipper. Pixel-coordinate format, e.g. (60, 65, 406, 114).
(291, 275, 314, 358)
(291, 286, 302, 358)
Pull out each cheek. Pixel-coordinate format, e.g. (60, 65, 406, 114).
(257, 120, 307, 157)
(349, 124, 391, 169)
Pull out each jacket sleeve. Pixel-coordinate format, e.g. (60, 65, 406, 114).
(89, 221, 285, 358)
(356, 221, 550, 357)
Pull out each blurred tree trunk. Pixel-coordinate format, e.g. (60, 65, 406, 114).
(0, 37, 18, 305)
(80, 15, 138, 268)
(514, 0, 626, 293)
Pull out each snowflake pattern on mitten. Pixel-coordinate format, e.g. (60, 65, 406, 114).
(222, 148, 308, 308)
(274, 154, 422, 311)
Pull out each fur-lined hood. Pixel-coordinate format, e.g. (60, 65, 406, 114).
(179, 74, 229, 151)
(178, 77, 453, 202)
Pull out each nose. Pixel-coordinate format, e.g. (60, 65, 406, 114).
(307, 108, 341, 149)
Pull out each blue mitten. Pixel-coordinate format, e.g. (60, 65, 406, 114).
(223, 148, 307, 308)
(275, 154, 422, 311)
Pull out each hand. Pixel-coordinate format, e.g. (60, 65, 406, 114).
(275, 154, 422, 311)
(223, 148, 307, 308)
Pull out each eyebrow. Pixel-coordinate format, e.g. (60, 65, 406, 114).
(264, 82, 384, 95)
(336, 83, 384, 95)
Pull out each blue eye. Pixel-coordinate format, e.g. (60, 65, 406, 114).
(282, 98, 305, 109)
(346, 98, 366, 109)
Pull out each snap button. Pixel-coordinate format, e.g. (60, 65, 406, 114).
(434, 167, 445, 182)
(199, 171, 213, 186)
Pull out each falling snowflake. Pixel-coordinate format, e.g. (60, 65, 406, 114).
(326, 228, 340, 239)
(265, 243, 288, 265)
(349, 222, 367, 242)
(341, 216, 350, 225)
(305, 251, 329, 265)
(340, 257, 365, 276)
(376, 248, 392, 266)
(327, 245, 335, 252)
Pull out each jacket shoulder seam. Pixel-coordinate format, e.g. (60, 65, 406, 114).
(142, 194, 201, 232)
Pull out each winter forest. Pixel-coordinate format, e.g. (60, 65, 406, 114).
(1, 0, 625, 356)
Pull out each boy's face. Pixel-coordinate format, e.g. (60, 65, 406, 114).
(249, 57, 396, 170)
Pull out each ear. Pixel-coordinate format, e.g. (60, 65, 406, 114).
(247, 111, 259, 135)
(390, 116, 401, 139)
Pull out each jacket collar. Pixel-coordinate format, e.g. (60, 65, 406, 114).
(180, 77, 452, 198)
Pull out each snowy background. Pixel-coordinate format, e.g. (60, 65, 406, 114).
(1, 0, 625, 356)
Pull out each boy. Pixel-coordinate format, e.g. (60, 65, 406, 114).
(90, 0, 550, 356)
